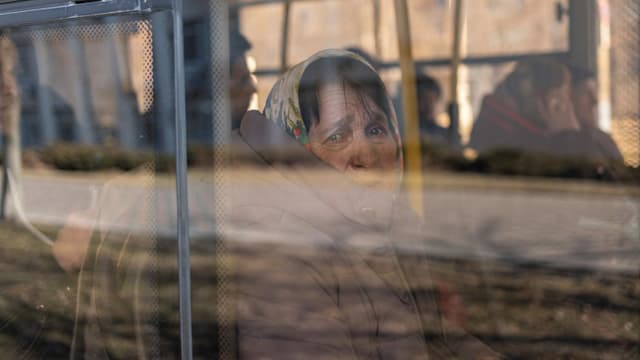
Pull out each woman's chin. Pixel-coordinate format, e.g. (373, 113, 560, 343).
(349, 171, 398, 191)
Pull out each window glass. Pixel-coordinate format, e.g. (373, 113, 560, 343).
(0, 14, 181, 359)
(239, 3, 285, 70)
(2, 0, 639, 359)
(378, 0, 569, 62)
(225, 1, 639, 359)
(287, 0, 377, 65)
(465, 0, 570, 56)
(380, 0, 455, 61)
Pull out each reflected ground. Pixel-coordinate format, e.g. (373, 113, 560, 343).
(1, 167, 639, 359)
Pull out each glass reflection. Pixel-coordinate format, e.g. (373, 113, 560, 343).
(0, 16, 181, 359)
(228, 49, 500, 359)
(0, 0, 638, 359)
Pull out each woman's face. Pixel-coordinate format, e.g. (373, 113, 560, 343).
(308, 82, 400, 188)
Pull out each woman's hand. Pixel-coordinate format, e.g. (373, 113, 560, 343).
(53, 208, 98, 273)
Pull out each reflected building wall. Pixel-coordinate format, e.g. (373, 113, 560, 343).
(14, 20, 147, 149)
(12, 0, 210, 152)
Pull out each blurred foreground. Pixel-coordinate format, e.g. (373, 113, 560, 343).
(1, 221, 638, 359)
(0, 168, 637, 358)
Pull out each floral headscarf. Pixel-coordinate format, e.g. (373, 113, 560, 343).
(263, 49, 404, 169)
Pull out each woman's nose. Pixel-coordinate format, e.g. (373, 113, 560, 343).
(347, 136, 377, 170)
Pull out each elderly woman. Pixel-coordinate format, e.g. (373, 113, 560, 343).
(230, 50, 496, 359)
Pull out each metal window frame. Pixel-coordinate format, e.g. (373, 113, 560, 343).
(0, 1, 193, 359)
(0, 0, 173, 27)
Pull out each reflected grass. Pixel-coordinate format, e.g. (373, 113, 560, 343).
(1, 221, 638, 359)
(229, 241, 639, 359)
(0, 221, 74, 359)
(421, 255, 640, 358)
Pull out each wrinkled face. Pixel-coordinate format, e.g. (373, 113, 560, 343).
(572, 78, 598, 128)
(229, 56, 257, 129)
(308, 82, 400, 188)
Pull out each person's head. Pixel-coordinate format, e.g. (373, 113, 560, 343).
(499, 59, 576, 132)
(415, 71, 442, 126)
(229, 28, 256, 129)
(264, 50, 402, 188)
(569, 66, 598, 129)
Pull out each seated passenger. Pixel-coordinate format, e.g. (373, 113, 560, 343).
(187, 27, 256, 139)
(569, 66, 623, 161)
(230, 49, 499, 359)
(468, 59, 605, 159)
(416, 72, 461, 148)
(231, 49, 431, 359)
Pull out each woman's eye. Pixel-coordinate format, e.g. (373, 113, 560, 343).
(367, 125, 388, 138)
(321, 130, 351, 150)
(326, 132, 346, 144)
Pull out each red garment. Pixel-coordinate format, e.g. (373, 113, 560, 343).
(469, 95, 610, 159)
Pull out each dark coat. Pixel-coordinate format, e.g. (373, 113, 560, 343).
(230, 111, 500, 359)
(580, 127, 624, 161)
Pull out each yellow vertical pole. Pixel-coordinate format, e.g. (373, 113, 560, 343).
(447, 0, 465, 143)
(373, 0, 382, 57)
(280, 0, 291, 73)
(450, 0, 464, 104)
(393, 0, 423, 218)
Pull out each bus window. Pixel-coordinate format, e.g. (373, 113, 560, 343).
(225, 1, 639, 359)
(1, 0, 638, 359)
(465, 0, 570, 56)
(0, 13, 182, 359)
(239, 2, 285, 70)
